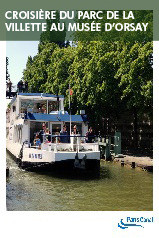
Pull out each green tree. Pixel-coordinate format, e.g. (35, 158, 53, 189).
(115, 42, 153, 145)
(23, 43, 58, 92)
(23, 40, 152, 141)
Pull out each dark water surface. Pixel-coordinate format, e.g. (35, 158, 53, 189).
(6, 151, 153, 211)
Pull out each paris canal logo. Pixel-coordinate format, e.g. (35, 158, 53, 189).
(118, 216, 153, 229)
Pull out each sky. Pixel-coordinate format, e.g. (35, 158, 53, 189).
(6, 41, 39, 88)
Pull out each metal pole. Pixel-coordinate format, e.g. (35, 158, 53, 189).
(47, 100, 48, 114)
(69, 84, 71, 136)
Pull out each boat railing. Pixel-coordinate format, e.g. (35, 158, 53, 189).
(29, 135, 100, 152)
(49, 142, 99, 153)
(24, 133, 121, 155)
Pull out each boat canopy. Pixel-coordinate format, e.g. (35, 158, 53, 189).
(18, 93, 64, 98)
(8, 93, 64, 106)
(25, 113, 87, 122)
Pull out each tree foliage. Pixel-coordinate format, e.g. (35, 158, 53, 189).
(23, 40, 153, 134)
(115, 42, 153, 117)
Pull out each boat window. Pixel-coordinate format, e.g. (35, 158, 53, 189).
(18, 127, 22, 143)
(30, 121, 48, 143)
(20, 100, 35, 113)
(6, 110, 10, 123)
(48, 101, 59, 113)
(35, 102, 47, 113)
(13, 106, 16, 112)
(20, 99, 59, 114)
(20, 100, 47, 114)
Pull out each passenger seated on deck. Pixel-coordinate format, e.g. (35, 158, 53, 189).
(85, 127, 94, 143)
(34, 133, 41, 148)
(60, 125, 69, 143)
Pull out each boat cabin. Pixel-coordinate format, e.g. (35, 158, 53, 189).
(7, 93, 88, 145)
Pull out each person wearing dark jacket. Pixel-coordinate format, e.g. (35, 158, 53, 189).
(39, 123, 47, 143)
(60, 125, 69, 143)
(85, 127, 94, 143)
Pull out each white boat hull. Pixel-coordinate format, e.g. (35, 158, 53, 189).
(6, 140, 22, 158)
(6, 140, 100, 171)
(22, 148, 100, 163)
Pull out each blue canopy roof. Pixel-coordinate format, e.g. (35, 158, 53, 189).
(9, 93, 64, 106)
(18, 93, 64, 98)
(25, 113, 87, 122)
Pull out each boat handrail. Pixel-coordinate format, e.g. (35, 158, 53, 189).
(36, 141, 99, 152)
(39, 134, 99, 138)
(38, 134, 116, 139)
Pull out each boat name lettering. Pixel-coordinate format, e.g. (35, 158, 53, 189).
(29, 153, 42, 159)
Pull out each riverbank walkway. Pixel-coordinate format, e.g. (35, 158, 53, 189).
(114, 151, 153, 171)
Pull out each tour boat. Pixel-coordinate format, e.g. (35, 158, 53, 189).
(6, 93, 100, 171)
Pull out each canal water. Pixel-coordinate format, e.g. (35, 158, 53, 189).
(6, 151, 153, 211)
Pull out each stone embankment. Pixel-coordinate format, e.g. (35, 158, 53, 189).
(114, 154, 153, 172)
